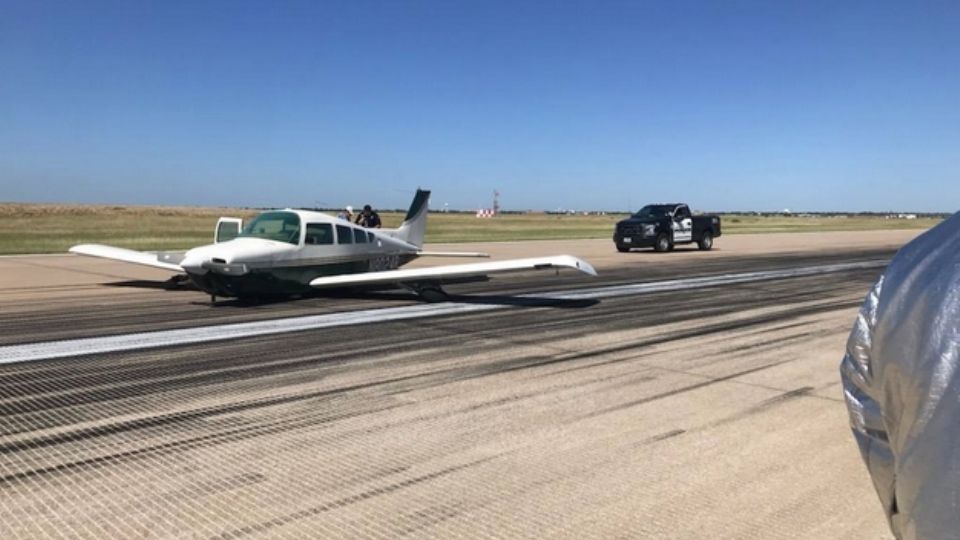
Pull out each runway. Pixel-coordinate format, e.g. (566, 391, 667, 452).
(0, 231, 916, 538)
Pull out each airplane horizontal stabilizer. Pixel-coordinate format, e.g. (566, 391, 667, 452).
(309, 255, 597, 289)
(69, 244, 184, 272)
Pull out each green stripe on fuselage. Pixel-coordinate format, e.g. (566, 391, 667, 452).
(188, 255, 416, 298)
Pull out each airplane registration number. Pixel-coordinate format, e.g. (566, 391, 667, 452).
(369, 255, 400, 272)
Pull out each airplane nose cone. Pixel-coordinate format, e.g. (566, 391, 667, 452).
(180, 242, 266, 277)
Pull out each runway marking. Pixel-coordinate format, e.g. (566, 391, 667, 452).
(0, 260, 885, 364)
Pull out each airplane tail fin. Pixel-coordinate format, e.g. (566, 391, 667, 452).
(391, 189, 430, 248)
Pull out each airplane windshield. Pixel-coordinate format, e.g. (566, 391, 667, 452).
(633, 205, 673, 218)
(238, 211, 301, 245)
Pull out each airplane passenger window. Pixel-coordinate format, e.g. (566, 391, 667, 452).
(305, 223, 334, 245)
(353, 228, 367, 243)
(335, 224, 353, 244)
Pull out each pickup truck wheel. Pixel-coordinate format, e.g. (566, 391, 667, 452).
(654, 233, 671, 253)
(698, 231, 714, 251)
(616, 245, 629, 253)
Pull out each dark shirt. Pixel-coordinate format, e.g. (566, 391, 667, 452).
(355, 211, 381, 228)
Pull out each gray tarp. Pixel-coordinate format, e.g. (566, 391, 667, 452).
(841, 211, 960, 540)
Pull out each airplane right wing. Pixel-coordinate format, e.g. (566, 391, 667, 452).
(309, 255, 596, 289)
(415, 250, 490, 258)
(69, 244, 185, 272)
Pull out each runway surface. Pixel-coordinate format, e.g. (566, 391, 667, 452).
(0, 231, 917, 538)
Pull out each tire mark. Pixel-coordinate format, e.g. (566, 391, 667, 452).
(212, 456, 497, 539)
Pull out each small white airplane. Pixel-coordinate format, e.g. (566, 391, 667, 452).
(69, 189, 597, 302)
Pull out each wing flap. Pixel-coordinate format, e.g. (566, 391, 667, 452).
(309, 255, 596, 289)
(69, 244, 184, 272)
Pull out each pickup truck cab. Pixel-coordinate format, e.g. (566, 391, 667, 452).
(614, 204, 721, 252)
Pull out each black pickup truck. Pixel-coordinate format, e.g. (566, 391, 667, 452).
(614, 204, 721, 252)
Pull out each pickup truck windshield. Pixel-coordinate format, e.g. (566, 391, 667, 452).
(633, 205, 674, 218)
(238, 211, 301, 245)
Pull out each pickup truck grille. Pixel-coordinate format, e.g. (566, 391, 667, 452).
(617, 223, 645, 236)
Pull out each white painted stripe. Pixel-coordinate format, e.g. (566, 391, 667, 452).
(0, 260, 886, 364)
(0, 253, 76, 258)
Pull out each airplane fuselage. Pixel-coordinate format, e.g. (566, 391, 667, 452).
(179, 210, 420, 298)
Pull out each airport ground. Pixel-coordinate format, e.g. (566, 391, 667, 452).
(0, 201, 941, 254)
(0, 230, 922, 538)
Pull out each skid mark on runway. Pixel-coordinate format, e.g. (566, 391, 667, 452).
(635, 429, 687, 447)
(702, 387, 817, 430)
(0, 400, 407, 487)
(580, 359, 801, 419)
(215, 456, 497, 539)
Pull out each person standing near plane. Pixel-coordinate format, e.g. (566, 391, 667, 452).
(337, 205, 353, 222)
(355, 204, 382, 228)
(841, 211, 960, 539)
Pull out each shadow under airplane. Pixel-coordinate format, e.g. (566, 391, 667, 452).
(102, 278, 599, 309)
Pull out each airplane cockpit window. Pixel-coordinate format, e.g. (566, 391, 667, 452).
(305, 223, 334, 245)
(353, 228, 367, 243)
(239, 211, 301, 245)
(335, 224, 353, 244)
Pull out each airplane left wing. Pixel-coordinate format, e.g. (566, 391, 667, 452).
(69, 244, 184, 272)
(309, 255, 596, 289)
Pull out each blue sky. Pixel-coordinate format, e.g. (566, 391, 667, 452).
(1, 0, 957, 212)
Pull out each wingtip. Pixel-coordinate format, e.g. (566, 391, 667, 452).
(558, 255, 597, 276)
(578, 259, 598, 276)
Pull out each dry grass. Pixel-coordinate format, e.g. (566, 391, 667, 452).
(0, 203, 941, 255)
(0, 203, 259, 254)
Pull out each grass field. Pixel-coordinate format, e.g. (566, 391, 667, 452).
(0, 203, 942, 255)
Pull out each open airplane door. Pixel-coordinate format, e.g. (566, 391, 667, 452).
(215, 218, 243, 243)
